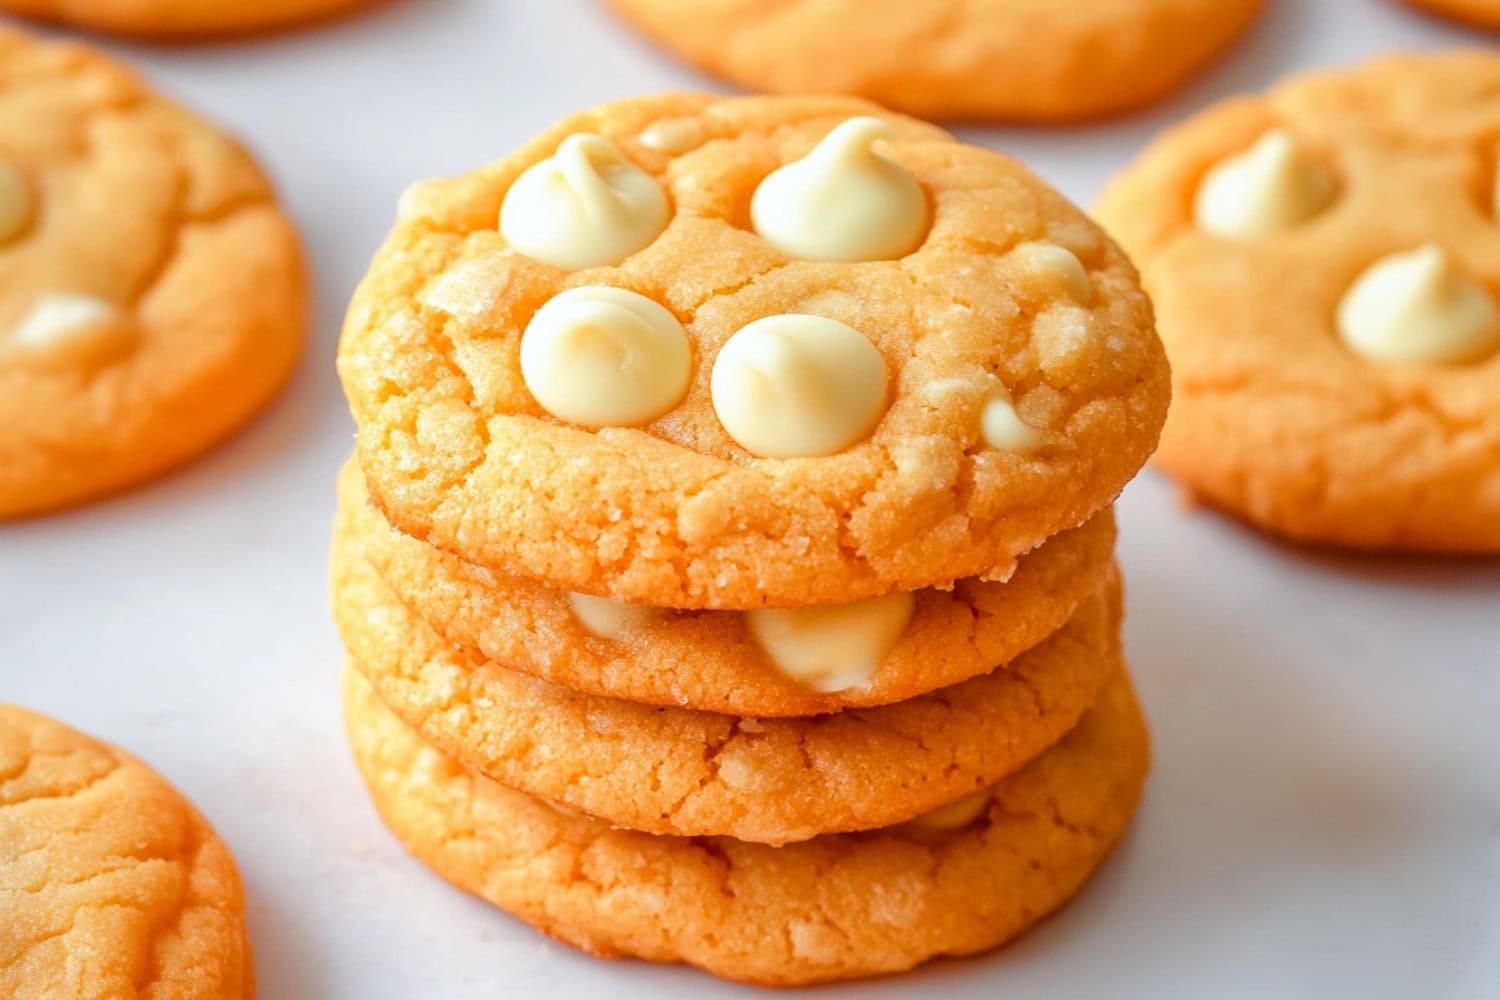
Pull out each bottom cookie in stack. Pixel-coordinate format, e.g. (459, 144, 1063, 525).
(343, 665, 1147, 987)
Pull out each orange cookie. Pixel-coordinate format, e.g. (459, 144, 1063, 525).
(346, 662, 1148, 987)
(0, 29, 306, 519)
(605, 0, 1262, 123)
(338, 458, 1118, 717)
(339, 93, 1167, 607)
(332, 528, 1124, 845)
(1403, 0, 1500, 30)
(0, 0, 370, 37)
(1097, 52, 1500, 551)
(0, 704, 253, 999)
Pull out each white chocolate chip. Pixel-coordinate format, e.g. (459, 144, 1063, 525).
(11, 294, 120, 349)
(710, 314, 888, 458)
(1010, 241, 1092, 303)
(636, 117, 705, 154)
(746, 591, 914, 693)
(750, 116, 928, 262)
(0, 160, 31, 244)
(1337, 245, 1500, 365)
(568, 591, 662, 640)
(541, 798, 584, 819)
(899, 788, 992, 834)
(500, 133, 669, 270)
(1194, 129, 1334, 239)
(520, 286, 692, 427)
(980, 381, 1043, 453)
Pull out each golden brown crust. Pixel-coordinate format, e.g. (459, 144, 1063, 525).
(0, 0, 370, 37)
(339, 93, 1168, 607)
(1096, 52, 1500, 552)
(605, 0, 1261, 123)
(0, 704, 252, 999)
(337, 458, 1118, 716)
(345, 663, 1148, 987)
(0, 28, 306, 519)
(331, 527, 1125, 845)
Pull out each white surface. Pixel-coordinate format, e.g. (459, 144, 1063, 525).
(4, 1, 1499, 997)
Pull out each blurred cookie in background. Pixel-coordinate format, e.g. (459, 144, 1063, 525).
(1097, 51, 1500, 552)
(0, 27, 306, 518)
(1403, 0, 1500, 30)
(0, 0, 372, 38)
(603, 0, 1263, 122)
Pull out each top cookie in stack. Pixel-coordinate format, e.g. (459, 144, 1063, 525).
(339, 93, 1168, 610)
(334, 93, 1169, 985)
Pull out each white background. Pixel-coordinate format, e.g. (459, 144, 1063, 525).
(4, 2, 1498, 997)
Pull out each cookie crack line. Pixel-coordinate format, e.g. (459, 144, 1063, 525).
(126, 194, 278, 310)
(1178, 373, 1496, 442)
(0, 754, 122, 808)
(132, 814, 210, 997)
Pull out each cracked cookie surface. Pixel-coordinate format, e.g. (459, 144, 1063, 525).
(331, 528, 1124, 845)
(338, 93, 1168, 607)
(1096, 52, 1500, 551)
(344, 662, 1147, 987)
(0, 28, 306, 519)
(0, 0, 369, 37)
(604, 0, 1261, 123)
(0, 703, 252, 999)
(337, 457, 1118, 717)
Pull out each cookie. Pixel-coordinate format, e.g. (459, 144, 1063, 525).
(0, 0, 368, 37)
(345, 662, 1147, 987)
(338, 458, 1118, 717)
(604, 0, 1261, 123)
(1404, 0, 1500, 30)
(338, 93, 1169, 608)
(0, 704, 252, 999)
(1096, 52, 1500, 552)
(331, 527, 1124, 844)
(0, 29, 306, 519)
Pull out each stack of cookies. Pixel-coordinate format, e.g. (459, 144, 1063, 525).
(332, 94, 1171, 986)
